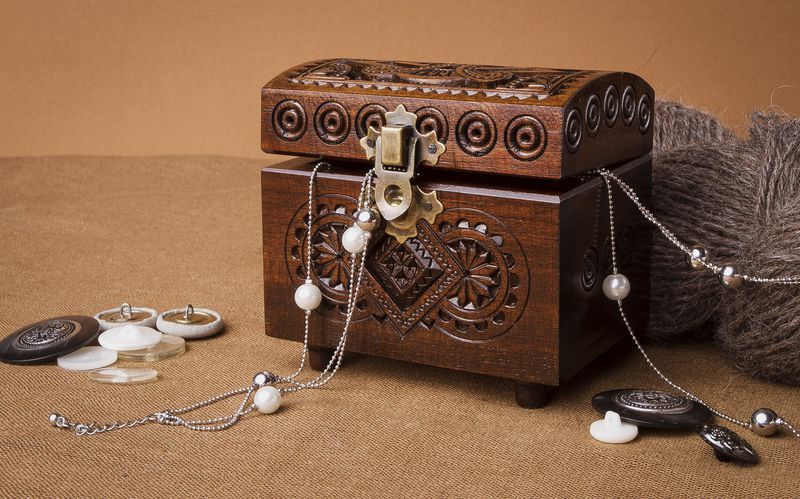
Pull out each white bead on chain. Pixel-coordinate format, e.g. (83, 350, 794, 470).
(597, 168, 799, 440)
(49, 161, 377, 435)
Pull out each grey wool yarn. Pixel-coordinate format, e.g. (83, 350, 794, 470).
(647, 100, 800, 384)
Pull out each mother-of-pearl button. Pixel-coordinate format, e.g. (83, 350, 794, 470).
(590, 410, 638, 444)
(57, 346, 118, 371)
(98, 325, 162, 351)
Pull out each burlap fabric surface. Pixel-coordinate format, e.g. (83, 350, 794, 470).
(0, 156, 797, 497)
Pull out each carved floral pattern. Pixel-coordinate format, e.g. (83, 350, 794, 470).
(285, 195, 529, 342)
(447, 240, 500, 309)
(312, 222, 351, 290)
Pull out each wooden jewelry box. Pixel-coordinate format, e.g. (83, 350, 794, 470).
(261, 59, 653, 407)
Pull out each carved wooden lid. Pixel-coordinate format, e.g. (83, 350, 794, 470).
(262, 59, 653, 179)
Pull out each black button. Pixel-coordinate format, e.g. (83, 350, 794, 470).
(697, 423, 759, 464)
(0, 316, 100, 364)
(592, 388, 713, 430)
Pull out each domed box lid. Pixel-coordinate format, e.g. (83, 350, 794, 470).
(262, 58, 653, 179)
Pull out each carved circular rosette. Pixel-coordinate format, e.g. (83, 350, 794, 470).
(396, 64, 463, 86)
(355, 104, 388, 139)
(585, 94, 601, 137)
(284, 194, 373, 322)
(454, 65, 515, 85)
(621, 86, 636, 127)
(564, 108, 582, 153)
(581, 246, 599, 291)
(415, 107, 449, 143)
(604, 85, 619, 127)
(271, 99, 307, 142)
(637, 94, 652, 133)
(456, 111, 497, 157)
(321, 60, 354, 79)
(504, 115, 547, 161)
(314, 101, 350, 145)
(434, 209, 529, 342)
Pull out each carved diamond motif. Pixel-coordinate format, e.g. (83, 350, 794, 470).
(376, 243, 422, 292)
(369, 236, 444, 309)
(362, 223, 461, 335)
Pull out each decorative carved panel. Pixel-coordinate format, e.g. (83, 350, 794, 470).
(285, 196, 530, 342)
(286, 59, 598, 102)
(263, 58, 655, 179)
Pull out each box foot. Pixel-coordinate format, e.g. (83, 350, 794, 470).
(512, 382, 555, 408)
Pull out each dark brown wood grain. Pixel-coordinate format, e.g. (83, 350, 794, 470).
(261, 59, 654, 179)
(262, 156, 652, 406)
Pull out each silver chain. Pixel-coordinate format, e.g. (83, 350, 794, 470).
(600, 169, 800, 284)
(598, 168, 799, 437)
(49, 163, 799, 439)
(50, 161, 374, 436)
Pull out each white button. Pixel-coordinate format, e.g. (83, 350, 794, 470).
(156, 307, 224, 339)
(98, 325, 162, 351)
(88, 367, 158, 384)
(57, 346, 117, 371)
(590, 410, 638, 444)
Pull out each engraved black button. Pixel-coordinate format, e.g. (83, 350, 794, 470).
(0, 316, 100, 364)
(592, 388, 713, 430)
(697, 423, 759, 464)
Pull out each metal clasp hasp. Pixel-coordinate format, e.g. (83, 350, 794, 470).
(359, 105, 446, 243)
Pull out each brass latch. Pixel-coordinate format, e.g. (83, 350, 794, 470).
(359, 105, 445, 242)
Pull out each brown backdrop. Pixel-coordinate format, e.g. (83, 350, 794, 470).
(0, 0, 798, 159)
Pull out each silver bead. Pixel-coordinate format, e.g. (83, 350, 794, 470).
(48, 413, 62, 427)
(602, 274, 630, 300)
(719, 265, 743, 289)
(751, 408, 780, 436)
(686, 245, 708, 271)
(354, 208, 380, 232)
(253, 371, 276, 386)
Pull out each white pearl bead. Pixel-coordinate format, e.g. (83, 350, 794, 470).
(294, 282, 322, 311)
(254, 386, 281, 414)
(341, 226, 367, 254)
(603, 274, 630, 300)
